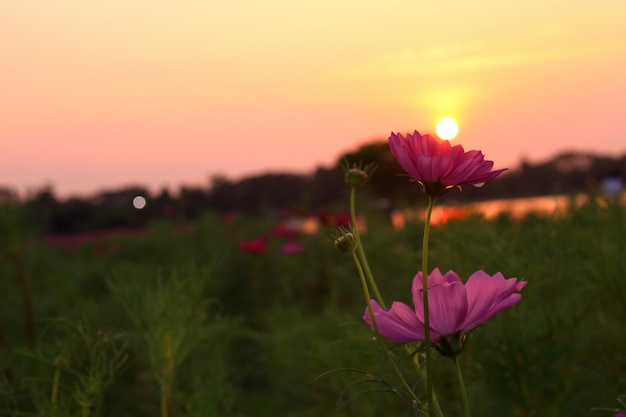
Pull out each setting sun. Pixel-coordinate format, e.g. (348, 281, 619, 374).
(2, 1, 626, 198)
(436, 118, 459, 140)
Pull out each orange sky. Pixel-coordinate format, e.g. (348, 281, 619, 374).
(2, 0, 626, 198)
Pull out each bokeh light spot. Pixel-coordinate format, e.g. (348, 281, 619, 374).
(133, 196, 147, 209)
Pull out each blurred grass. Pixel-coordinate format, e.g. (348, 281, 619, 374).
(0, 193, 625, 416)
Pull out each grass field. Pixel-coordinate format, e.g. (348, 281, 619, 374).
(1, 192, 625, 417)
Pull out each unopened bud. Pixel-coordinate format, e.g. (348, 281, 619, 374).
(334, 232, 356, 253)
(345, 168, 370, 188)
(341, 160, 377, 188)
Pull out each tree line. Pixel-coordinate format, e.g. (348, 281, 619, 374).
(2, 140, 624, 235)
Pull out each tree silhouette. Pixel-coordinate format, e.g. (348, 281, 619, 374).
(5, 146, 626, 235)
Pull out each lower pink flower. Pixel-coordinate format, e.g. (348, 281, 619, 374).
(363, 268, 526, 346)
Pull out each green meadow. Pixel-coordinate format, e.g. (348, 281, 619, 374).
(1, 193, 625, 417)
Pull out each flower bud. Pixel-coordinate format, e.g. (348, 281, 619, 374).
(345, 168, 370, 188)
(341, 160, 377, 188)
(334, 232, 356, 253)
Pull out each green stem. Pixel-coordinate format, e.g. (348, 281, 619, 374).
(51, 368, 61, 410)
(349, 187, 385, 307)
(161, 386, 172, 417)
(454, 356, 471, 417)
(160, 375, 173, 417)
(432, 391, 445, 417)
(404, 345, 445, 417)
(352, 252, 420, 407)
(422, 197, 436, 416)
(81, 402, 91, 417)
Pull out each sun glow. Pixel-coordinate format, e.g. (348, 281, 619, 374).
(436, 118, 459, 140)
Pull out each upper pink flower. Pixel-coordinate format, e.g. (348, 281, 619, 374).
(389, 131, 506, 196)
(363, 268, 526, 345)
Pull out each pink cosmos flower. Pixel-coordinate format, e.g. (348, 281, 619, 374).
(363, 268, 526, 353)
(389, 131, 506, 196)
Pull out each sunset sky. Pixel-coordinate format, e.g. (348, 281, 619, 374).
(2, 0, 626, 198)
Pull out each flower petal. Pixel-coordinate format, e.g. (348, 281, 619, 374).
(425, 281, 468, 338)
(411, 268, 460, 293)
(461, 271, 526, 331)
(389, 132, 420, 179)
(363, 300, 426, 343)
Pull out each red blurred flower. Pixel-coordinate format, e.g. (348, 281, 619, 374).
(41, 228, 146, 252)
(238, 237, 268, 255)
(389, 131, 506, 197)
(318, 210, 352, 228)
(272, 223, 297, 239)
(363, 268, 525, 356)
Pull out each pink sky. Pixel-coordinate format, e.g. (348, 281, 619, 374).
(2, 1, 626, 198)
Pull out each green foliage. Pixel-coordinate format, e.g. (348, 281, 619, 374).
(108, 265, 235, 417)
(7, 318, 127, 417)
(0, 195, 625, 416)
